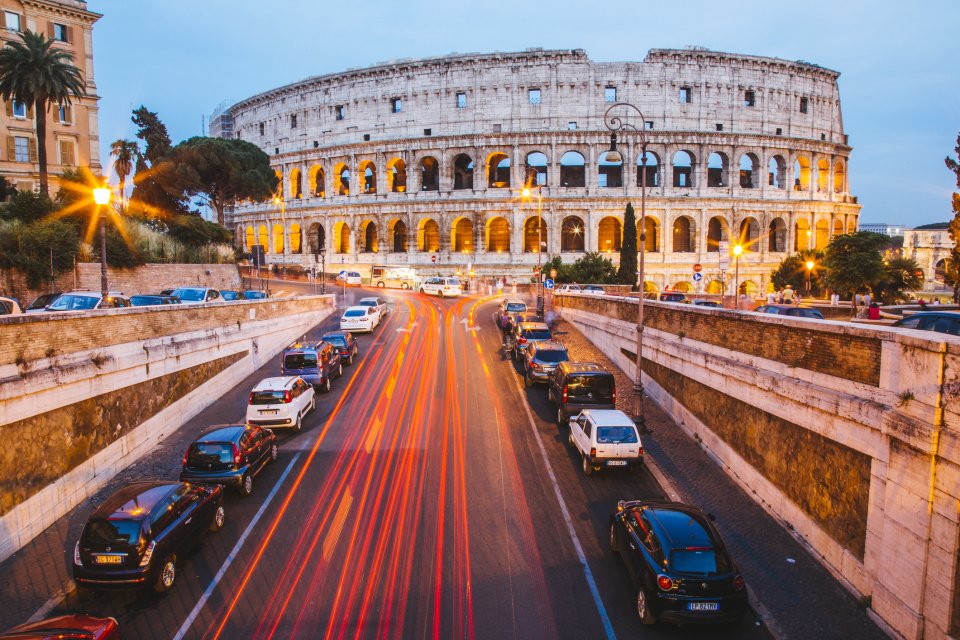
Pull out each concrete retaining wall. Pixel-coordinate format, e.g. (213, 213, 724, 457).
(556, 293, 960, 640)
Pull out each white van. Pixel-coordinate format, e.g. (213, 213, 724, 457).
(419, 277, 462, 298)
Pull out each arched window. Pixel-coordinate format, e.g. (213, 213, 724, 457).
(833, 219, 844, 238)
(768, 156, 785, 190)
(599, 153, 622, 188)
(816, 158, 829, 193)
(795, 219, 812, 251)
(561, 216, 585, 252)
(487, 152, 510, 188)
(706, 216, 726, 252)
(453, 154, 474, 190)
(672, 281, 693, 293)
(526, 152, 548, 186)
(335, 164, 350, 196)
(739, 217, 760, 249)
(768, 218, 786, 252)
(847, 218, 857, 234)
(794, 156, 810, 192)
(641, 217, 659, 252)
(739, 154, 759, 189)
(598, 217, 622, 252)
(523, 217, 546, 253)
(359, 160, 377, 194)
(310, 166, 325, 197)
(935, 259, 946, 284)
(738, 280, 759, 297)
(560, 151, 585, 187)
(258, 225, 269, 252)
(289, 223, 302, 254)
(707, 152, 727, 187)
(387, 158, 407, 193)
(272, 224, 284, 254)
(391, 220, 408, 253)
(307, 222, 324, 254)
(452, 218, 474, 252)
(334, 222, 350, 254)
(419, 219, 440, 252)
(815, 219, 829, 249)
(245, 226, 255, 250)
(672, 151, 695, 188)
(290, 168, 302, 198)
(359, 221, 378, 253)
(672, 216, 694, 252)
(486, 217, 510, 253)
(637, 151, 659, 188)
(420, 156, 439, 191)
(833, 160, 846, 194)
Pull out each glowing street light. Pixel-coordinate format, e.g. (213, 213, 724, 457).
(733, 244, 743, 309)
(94, 184, 112, 299)
(805, 260, 815, 295)
(521, 184, 544, 315)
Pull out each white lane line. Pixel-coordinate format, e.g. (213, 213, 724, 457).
(509, 369, 618, 640)
(172, 451, 303, 640)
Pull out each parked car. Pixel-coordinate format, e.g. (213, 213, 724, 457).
(45, 291, 130, 312)
(0, 614, 119, 640)
(338, 271, 363, 286)
(340, 305, 380, 333)
(754, 304, 825, 320)
(522, 340, 569, 386)
(73, 481, 224, 592)
(548, 362, 617, 425)
(581, 285, 605, 296)
(659, 292, 688, 303)
(219, 290, 242, 301)
(609, 499, 748, 625)
(358, 295, 388, 318)
(568, 409, 643, 475)
(130, 294, 182, 307)
(246, 376, 316, 430)
(555, 284, 582, 294)
(891, 311, 960, 336)
(692, 299, 722, 308)
(497, 299, 528, 330)
(170, 287, 221, 305)
(419, 276, 462, 298)
(280, 341, 342, 391)
(180, 424, 278, 496)
(242, 289, 268, 300)
(509, 321, 553, 361)
(0, 296, 22, 315)
(322, 330, 359, 365)
(24, 291, 63, 314)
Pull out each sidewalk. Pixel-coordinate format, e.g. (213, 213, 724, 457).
(554, 317, 888, 640)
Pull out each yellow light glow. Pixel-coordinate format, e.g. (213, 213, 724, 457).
(93, 187, 111, 205)
(521, 188, 531, 198)
(733, 244, 743, 256)
(806, 260, 814, 270)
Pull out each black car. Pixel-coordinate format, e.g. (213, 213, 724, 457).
(610, 500, 747, 626)
(891, 311, 960, 336)
(130, 294, 182, 307)
(321, 330, 359, 365)
(73, 481, 224, 592)
(754, 304, 824, 319)
(280, 340, 342, 391)
(659, 292, 688, 303)
(180, 424, 278, 496)
(25, 291, 63, 312)
(692, 300, 722, 308)
(243, 290, 268, 300)
(547, 362, 616, 425)
(522, 340, 569, 386)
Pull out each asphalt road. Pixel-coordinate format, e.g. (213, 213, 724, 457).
(11, 288, 771, 639)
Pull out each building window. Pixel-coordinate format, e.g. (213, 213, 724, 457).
(14, 136, 29, 162)
(423, 128, 432, 136)
(58, 104, 71, 124)
(800, 97, 808, 114)
(775, 127, 783, 135)
(644, 121, 654, 130)
(744, 90, 756, 107)
(290, 114, 297, 129)
(528, 88, 541, 105)
(456, 92, 467, 109)
(567, 122, 577, 130)
(258, 122, 264, 136)
(12, 101, 26, 118)
(335, 105, 345, 120)
(604, 86, 617, 103)
(715, 123, 723, 131)
(493, 123, 502, 133)
(5, 12, 20, 32)
(59, 139, 76, 166)
(391, 97, 401, 113)
(679, 87, 691, 103)
(53, 23, 68, 41)
(363, 133, 370, 142)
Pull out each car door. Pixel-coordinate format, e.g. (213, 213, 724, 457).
(169, 485, 200, 553)
(300, 378, 315, 412)
(571, 414, 588, 455)
(249, 427, 270, 472)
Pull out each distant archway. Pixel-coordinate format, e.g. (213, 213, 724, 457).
(561, 216, 585, 252)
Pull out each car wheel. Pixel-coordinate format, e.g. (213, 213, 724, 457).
(210, 505, 225, 532)
(294, 413, 303, 432)
(377, 282, 385, 288)
(609, 521, 618, 552)
(401, 283, 409, 290)
(637, 588, 657, 626)
(347, 352, 354, 365)
(154, 556, 176, 593)
(524, 372, 533, 388)
(557, 407, 565, 426)
(323, 377, 331, 393)
(269, 443, 279, 462)
(240, 474, 253, 497)
(439, 290, 444, 299)
(567, 432, 575, 447)
(338, 363, 343, 377)
(582, 456, 594, 476)
(419, 288, 425, 295)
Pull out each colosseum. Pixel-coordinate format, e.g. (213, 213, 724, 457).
(214, 47, 860, 295)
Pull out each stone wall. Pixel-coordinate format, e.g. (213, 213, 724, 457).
(558, 293, 960, 640)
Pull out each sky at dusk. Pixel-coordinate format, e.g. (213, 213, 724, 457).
(89, 0, 959, 226)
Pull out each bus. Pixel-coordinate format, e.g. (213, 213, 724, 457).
(371, 265, 416, 289)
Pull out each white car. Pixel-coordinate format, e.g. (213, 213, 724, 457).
(171, 287, 221, 305)
(340, 305, 380, 332)
(419, 277, 462, 298)
(555, 284, 582, 294)
(338, 271, 363, 286)
(567, 409, 644, 476)
(44, 291, 131, 312)
(358, 296, 388, 318)
(246, 376, 315, 432)
(0, 296, 22, 315)
(581, 285, 605, 296)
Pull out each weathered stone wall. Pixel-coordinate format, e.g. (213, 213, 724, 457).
(558, 293, 960, 640)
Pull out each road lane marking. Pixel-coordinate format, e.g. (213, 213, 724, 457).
(323, 491, 354, 561)
(172, 451, 302, 640)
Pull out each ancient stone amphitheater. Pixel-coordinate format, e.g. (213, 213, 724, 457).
(216, 47, 859, 293)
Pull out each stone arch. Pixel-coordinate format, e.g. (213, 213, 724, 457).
(739, 217, 760, 250)
(599, 152, 623, 188)
(598, 216, 622, 252)
(289, 223, 302, 254)
(706, 216, 729, 252)
(258, 224, 269, 252)
(453, 154, 474, 190)
(334, 162, 350, 196)
(643, 281, 659, 294)
(672, 281, 694, 293)
(420, 156, 439, 191)
(705, 279, 724, 294)
(768, 218, 787, 252)
(388, 218, 408, 253)
(935, 259, 946, 283)
(739, 153, 759, 189)
(418, 218, 440, 252)
(794, 156, 811, 191)
(334, 221, 350, 254)
(561, 216, 585, 252)
(833, 160, 846, 193)
(526, 151, 548, 186)
(795, 218, 812, 251)
(815, 219, 830, 250)
(387, 158, 407, 193)
(833, 219, 844, 237)
(847, 218, 857, 234)
(523, 217, 547, 253)
(359, 220, 378, 252)
(245, 225, 255, 250)
(637, 151, 660, 188)
(306, 222, 324, 254)
(359, 160, 377, 194)
(559, 151, 585, 187)
(486, 216, 510, 253)
(309, 165, 325, 197)
(707, 152, 729, 187)
(289, 168, 303, 199)
(768, 155, 786, 189)
(452, 217, 474, 252)
(487, 152, 510, 188)
(672, 215, 695, 252)
(672, 150, 695, 188)
(738, 280, 759, 297)
(641, 216, 659, 252)
(272, 224, 284, 254)
(816, 158, 829, 192)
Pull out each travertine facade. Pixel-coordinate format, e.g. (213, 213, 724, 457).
(219, 48, 859, 291)
(903, 223, 953, 292)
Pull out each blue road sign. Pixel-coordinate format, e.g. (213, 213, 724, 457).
(544, 279, 555, 289)
(692, 272, 703, 282)
(338, 270, 347, 278)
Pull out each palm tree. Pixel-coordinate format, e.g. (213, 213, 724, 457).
(110, 139, 140, 213)
(0, 30, 85, 197)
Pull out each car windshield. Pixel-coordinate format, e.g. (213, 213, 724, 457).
(284, 353, 317, 369)
(173, 288, 205, 302)
(789, 308, 824, 319)
(220, 291, 239, 300)
(596, 426, 639, 443)
(348, 272, 361, 278)
(188, 442, 234, 466)
(131, 296, 164, 306)
(324, 335, 347, 347)
(250, 390, 285, 405)
(506, 303, 526, 312)
(524, 329, 552, 340)
(82, 518, 141, 546)
(244, 291, 266, 299)
(447, 278, 460, 286)
(359, 300, 377, 307)
(671, 548, 720, 575)
(48, 294, 98, 311)
(535, 350, 568, 363)
(344, 309, 366, 318)
(567, 375, 613, 398)
(27, 293, 58, 310)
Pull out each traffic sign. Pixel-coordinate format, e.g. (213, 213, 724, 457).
(693, 263, 703, 273)
(338, 270, 347, 278)
(692, 272, 703, 282)
(550, 268, 558, 278)
(544, 279, 555, 289)
(431, 255, 437, 263)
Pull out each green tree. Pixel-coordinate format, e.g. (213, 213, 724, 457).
(617, 202, 638, 286)
(0, 189, 55, 224)
(158, 136, 279, 227)
(568, 252, 617, 284)
(129, 106, 188, 219)
(110, 139, 140, 213)
(874, 256, 924, 304)
(166, 213, 232, 246)
(822, 232, 888, 303)
(944, 133, 960, 302)
(770, 249, 825, 294)
(0, 31, 84, 197)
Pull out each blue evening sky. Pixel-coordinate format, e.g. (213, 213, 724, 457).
(90, 0, 959, 226)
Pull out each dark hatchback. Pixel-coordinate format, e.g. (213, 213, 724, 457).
(547, 362, 616, 425)
(321, 331, 359, 365)
(610, 500, 747, 626)
(522, 340, 569, 386)
(754, 304, 825, 319)
(180, 424, 277, 497)
(73, 481, 224, 592)
(130, 294, 181, 307)
(892, 311, 960, 336)
(509, 322, 553, 361)
(280, 340, 342, 391)
(24, 292, 63, 312)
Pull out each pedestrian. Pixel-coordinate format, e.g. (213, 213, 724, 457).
(868, 302, 880, 320)
(496, 279, 503, 296)
(783, 286, 794, 303)
(918, 298, 927, 309)
(863, 291, 872, 307)
(766, 290, 776, 305)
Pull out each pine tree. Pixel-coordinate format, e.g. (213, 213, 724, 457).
(944, 133, 960, 302)
(617, 202, 638, 286)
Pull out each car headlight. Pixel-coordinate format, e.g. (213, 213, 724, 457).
(73, 541, 82, 567)
(140, 540, 156, 567)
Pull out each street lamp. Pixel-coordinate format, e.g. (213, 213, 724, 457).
(805, 260, 814, 296)
(318, 244, 326, 295)
(733, 244, 743, 309)
(273, 194, 287, 279)
(604, 102, 648, 427)
(521, 184, 544, 316)
(93, 185, 112, 299)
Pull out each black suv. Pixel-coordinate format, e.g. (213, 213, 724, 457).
(180, 424, 278, 496)
(892, 311, 960, 336)
(547, 362, 616, 425)
(73, 481, 224, 592)
(610, 500, 747, 626)
(281, 340, 342, 391)
(321, 330, 359, 365)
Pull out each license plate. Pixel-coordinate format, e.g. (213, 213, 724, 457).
(260, 409, 278, 415)
(606, 460, 627, 466)
(688, 602, 719, 611)
(95, 555, 123, 565)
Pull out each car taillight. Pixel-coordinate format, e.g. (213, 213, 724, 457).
(562, 385, 568, 404)
(590, 447, 596, 458)
(140, 540, 156, 567)
(249, 392, 255, 404)
(182, 448, 190, 467)
(233, 444, 242, 466)
(283, 390, 292, 403)
(657, 575, 674, 591)
(519, 337, 527, 344)
(733, 574, 745, 591)
(531, 362, 540, 370)
(73, 541, 82, 567)
(611, 386, 616, 404)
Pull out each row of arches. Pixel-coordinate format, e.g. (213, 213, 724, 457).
(277, 150, 848, 199)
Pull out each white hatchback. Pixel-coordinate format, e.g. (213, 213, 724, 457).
(568, 409, 644, 476)
(420, 277, 462, 298)
(358, 296, 388, 318)
(246, 376, 315, 432)
(339, 271, 363, 286)
(340, 305, 380, 332)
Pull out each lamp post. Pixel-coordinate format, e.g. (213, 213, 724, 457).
(604, 102, 648, 427)
(733, 244, 743, 309)
(273, 194, 287, 279)
(93, 185, 112, 299)
(319, 245, 326, 295)
(521, 184, 544, 316)
(805, 260, 814, 296)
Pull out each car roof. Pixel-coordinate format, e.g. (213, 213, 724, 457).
(195, 424, 248, 443)
(505, 299, 526, 305)
(901, 311, 960, 318)
(284, 340, 324, 351)
(91, 481, 180, 520)
(646, 504, 715, 549)
(358, 297, 381, 303)
(520, 322, 550, 330)
(322, 330, 350, 338)
(344, 305, 370, 312)
(581, 409, 635, 426)
(533, 341, 567, 351)
(252, 376, 299, 391)
(561, 362, 608, 374)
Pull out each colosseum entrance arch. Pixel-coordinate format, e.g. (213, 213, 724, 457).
(388, 158, 407, 193)
(561, 216, 585, 252)
(420, 156, 439, 191)
(486, 217, 510, 253)
(560, 151, 585, 187)
(487, 153, 510, 188)
(418, 219, 440, 252)
(768, 218, 786, 252)
(334, 222, 350, 254)
(707, 216, 728, 252)
(452, 217, 474, 253)
(598, 216, 622, 252)
(642, 217, 659, 252)
(389, 219, 408, 253)
(526, 152, 548, 186)
(307, 222, 325, 254)
(453, 154, 474, 190)
(637, 151, 659, 188)
(523, 217, 546, 253)
(358, 221, 378, 253)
